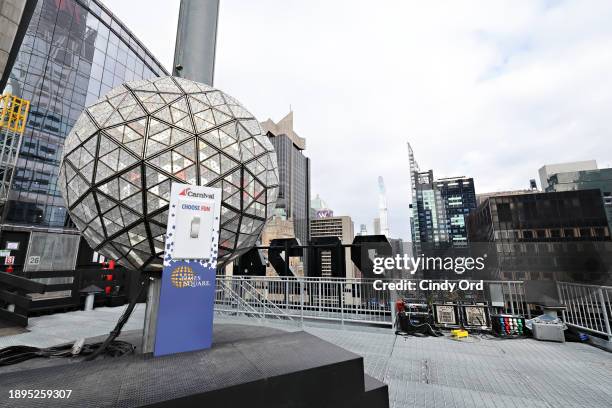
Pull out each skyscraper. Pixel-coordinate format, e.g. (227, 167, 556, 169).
(437, 176, 476, 246)
(408, 143, 476, 251)
(0, 0, 168, 268)
(0, 0, 36, 91)
(377, 176, 389, 237)
(260, 111, 310, 246)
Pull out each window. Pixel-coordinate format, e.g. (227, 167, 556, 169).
(497, 203, 512, 222)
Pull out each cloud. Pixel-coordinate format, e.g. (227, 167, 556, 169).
(103, 0, 612, 241)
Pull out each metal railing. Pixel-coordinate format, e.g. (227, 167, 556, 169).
(214, 276, 527, 327)
(557, 281, 612, 340)
(216, 277, 294, 322)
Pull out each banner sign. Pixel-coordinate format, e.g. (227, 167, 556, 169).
(154, 183, 222, 357)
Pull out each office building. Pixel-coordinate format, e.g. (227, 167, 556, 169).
(468, 190, 611, 282)
(388, 238, 404, 255)
(538, 160, 597, 191)
(358, 223, 367, 236)
(437, 176, 476, 246)
(0, 0, 168, 268)
(0, 0, 36, 91)
(373, 217, 381, 235)
(261, 111, 310, 246)
(545, 168, 612, 237)
(260, 214, 304, 276)
(408, 143, 476, 251)
(310, 215, 355, 278)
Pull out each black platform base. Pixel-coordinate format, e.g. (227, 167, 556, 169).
(0, 324, 388, 408)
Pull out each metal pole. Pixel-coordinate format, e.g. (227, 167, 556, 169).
(299, 278, 304, 329)
(597, 287, 612, 341)
(142, 276, 161, 354)
(173, 0, 219, 85)
(340, 280, 344, 326)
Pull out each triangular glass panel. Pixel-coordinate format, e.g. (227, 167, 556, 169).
(201, 129, 221, 148)
(153, 77, 182, 93)
(197, 139, 219, 161)
(174, 164, 197, 184)
(145, 166, 170, 188)
(206, 91, 225, 106)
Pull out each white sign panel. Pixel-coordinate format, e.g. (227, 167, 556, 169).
(0, 250, 10, 257)
(5, 256, 15, 265)
(168, 183, 222, 260)
(28, 256, 41, 265)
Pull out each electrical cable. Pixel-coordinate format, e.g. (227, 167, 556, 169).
(0, 272, 149, 366)
(0, 341, 135, 366)
(83, 272, 149, 361)
(395, 310, 443, 338)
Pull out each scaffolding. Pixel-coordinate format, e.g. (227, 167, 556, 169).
(0, 93, 30, 207)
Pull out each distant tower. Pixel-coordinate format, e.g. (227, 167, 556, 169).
(378, 176, 390, 237)
(359, 224, 368, 236)
(373, 217, 381, 235)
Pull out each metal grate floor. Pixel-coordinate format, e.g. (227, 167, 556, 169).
(2, 307, 612, 408)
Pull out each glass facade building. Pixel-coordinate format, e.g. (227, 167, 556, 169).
(545, 168, 612, 238)
(268, 133, 310, 247)
(408, 144, 476, 251)
(2, 0, 168, 231)
(468, 190, 612, 283)
(437, 177, 476, 246)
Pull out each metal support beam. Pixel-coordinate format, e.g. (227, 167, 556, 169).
(142, 276, 162, 354)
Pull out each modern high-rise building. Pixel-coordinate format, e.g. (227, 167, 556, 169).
(0, 0, 36, 91)
(310, 215, 355, 278)
(377, 176, 389, 237)
(468, 190, 611, 282)
(260, 111, 310, 247)
(407, 143, 476, 251)
(538, 160, 597, 191)
(437, 176, 476, 246)
(0, 0, 168, 268)
(545, 167, 612, 236)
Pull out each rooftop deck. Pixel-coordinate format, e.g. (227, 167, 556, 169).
(1, 306, 611, 408)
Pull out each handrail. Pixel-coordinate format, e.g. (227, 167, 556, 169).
(235, 276, 294, 321)
(216, 279, 264, 319)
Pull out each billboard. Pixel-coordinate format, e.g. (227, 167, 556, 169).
(153, 183, 222, 357)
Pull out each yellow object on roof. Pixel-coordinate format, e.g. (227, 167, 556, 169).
(451, 329, 469, 338)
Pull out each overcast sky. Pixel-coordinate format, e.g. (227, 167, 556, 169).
(104, 0, 612, 241)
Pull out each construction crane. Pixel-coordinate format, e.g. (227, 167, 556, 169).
(0, 93, 30, 210)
